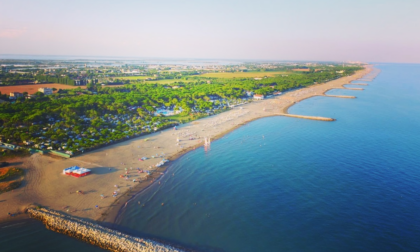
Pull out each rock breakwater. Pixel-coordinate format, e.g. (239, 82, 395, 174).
(28, 208, 185, 252)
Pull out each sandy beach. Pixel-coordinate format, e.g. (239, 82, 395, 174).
(0, 65, 377, 224)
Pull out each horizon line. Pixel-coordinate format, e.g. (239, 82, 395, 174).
(0, 53, 367, 64)
(1, 54, 418, 65)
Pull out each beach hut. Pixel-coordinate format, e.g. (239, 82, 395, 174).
(63, 166, 91, 178)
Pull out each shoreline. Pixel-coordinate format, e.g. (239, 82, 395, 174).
(101, 112, 281, 225)
(0, 65, 378, 230)
(101, 65, 378, 225)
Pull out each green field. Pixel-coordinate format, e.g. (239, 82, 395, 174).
(145, 79, 186, 84)
(118, 71, 289, 83)
(129, 79, 198, 85)
(200, 71, 289, 78)
(117, 76, 150, 80)
(117, 71, 290, 85)
(165, 114, 191, 121)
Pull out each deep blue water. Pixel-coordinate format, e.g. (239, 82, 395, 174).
(117, 64, 420, 252)
(1, 63, 420, 251)
(0, 219, 103, 252)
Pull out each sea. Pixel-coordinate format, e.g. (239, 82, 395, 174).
(1, 63, 420, 252)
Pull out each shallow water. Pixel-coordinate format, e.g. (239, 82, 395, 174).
(1, 63, 420, 251)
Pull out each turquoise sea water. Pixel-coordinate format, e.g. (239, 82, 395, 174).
(1, 63, 420, 251)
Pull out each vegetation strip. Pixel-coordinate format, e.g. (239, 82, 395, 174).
(0, 167, 23, 181)
(0, 65, 361, 158)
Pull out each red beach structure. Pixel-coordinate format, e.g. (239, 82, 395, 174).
(63, 166, 91, 178)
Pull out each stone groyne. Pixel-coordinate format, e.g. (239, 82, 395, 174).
(278, 113, 335, 121)
(28, 208, 185, 252)
(342, 87, 364, 90)
(323, 94, 356, 99)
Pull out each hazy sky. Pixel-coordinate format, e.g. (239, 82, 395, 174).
(1, 0, 419, 63)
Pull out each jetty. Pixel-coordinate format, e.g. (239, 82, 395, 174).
(277, 113, 335, 121)
(341, 87, 364, 90)
(323, 94, 356, 99)
(28, 208, 185, 252)
(349, 83, 368, 86)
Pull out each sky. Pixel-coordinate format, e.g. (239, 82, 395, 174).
(0, 0, 419, 63)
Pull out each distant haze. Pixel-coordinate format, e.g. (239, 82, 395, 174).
(1, 0, 419, 63)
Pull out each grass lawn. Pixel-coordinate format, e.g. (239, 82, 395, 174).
(130, 79, 199, 85)
(0, 167, 23, 181)
(0, 167, 24, 194)
(145, 79, 185, 84)
(166, 114, 193, 121)
(117, 76, 150, 80)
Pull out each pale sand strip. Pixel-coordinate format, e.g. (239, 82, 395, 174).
(0, 65, 379, 225)
(341, 87, 364, 90)
(323, 95, 356, 99)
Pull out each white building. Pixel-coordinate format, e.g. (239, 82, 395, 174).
(253, 94, 264, 100)
(246, 91, 254, 97)
(38, 87, 53, 95)
(9, 92, 24, 99)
